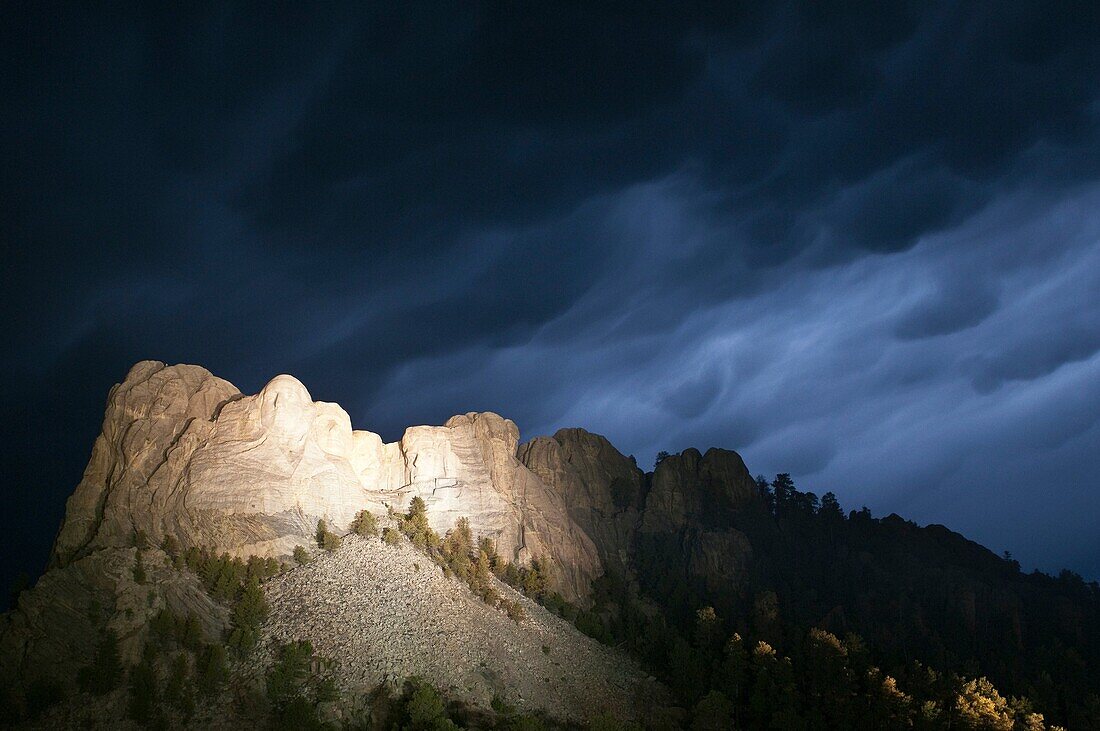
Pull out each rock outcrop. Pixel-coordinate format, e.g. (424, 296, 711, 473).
(635, 448, 763, 596)
(0, 547, 226, 690)
(641, 447, 758, 533)
(51, 361, 600, 602)
(50, 360, 769, 606)
(519, 428, 646, 577)
(520, 439, 765, 596)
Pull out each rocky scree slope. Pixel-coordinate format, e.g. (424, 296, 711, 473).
(258, 533, 669, 724)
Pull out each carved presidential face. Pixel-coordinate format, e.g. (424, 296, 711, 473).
(259, 374, 315, 441)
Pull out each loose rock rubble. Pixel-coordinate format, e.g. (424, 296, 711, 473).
(260, 533, 669, 724)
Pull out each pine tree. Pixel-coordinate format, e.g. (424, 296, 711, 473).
(719, 633, 749, 709)
(195, 644, 228, 697)
(132, 550, 146, 584)
(180, 613, 203, 651)
(401, 496, 439, 549)
(442, 518, 474, 580)
(161, 534, 180, 557)
(350, 509, 379, 537)
(805, 628, 854, 725)
(952, 677, 1013, 730)
(755, 474, 775, 514)
(692, 690, 734, 731)
(771, 474, 795, 514)
(127, 644, 159, 724)
(78, 631, 122, 696)
(820, 491, 844, 521)
(150, 608, 177, 646)
(229, 577, 268, 655)
(164, 652, 195, 719)
(232, 577, 269, 630)
(694, 606, 721, 653)
(314, 519, 341, 551)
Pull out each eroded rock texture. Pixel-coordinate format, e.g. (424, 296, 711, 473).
(51, 361, 599, 602)
(519, 428, 645, 578)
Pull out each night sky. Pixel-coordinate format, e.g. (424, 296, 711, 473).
(3, 3, 1099, 596)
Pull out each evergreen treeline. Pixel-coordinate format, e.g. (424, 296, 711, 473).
(510, 470, 1100, 729)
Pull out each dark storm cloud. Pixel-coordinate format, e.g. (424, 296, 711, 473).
(971, 324, 1100, 394)
(3, 0, 1100, 594)
(893, 268, 1001, 340)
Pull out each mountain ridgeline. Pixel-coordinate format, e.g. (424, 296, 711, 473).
(2, 362, 1098, 729)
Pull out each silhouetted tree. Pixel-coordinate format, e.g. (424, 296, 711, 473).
(771, 474, 795, 514)
(718, 633, 750, 711)
(128, 644, 159, 724)
(805, 628, 854, 724)
(694, 606, 721, 653)
(820, 492, 843, 521)
(752, 590, 781, 641)
(755, 474, 775, 514)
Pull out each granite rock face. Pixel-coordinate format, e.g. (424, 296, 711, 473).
(636, 447, 762, 595)
(3, 358, 776, 724)
(518, 428, 645, 577)
(641, 447, 758, 534)
(52, 361, 240, 568)
(520, 439, 764, 596)
(51, 361, 599, 601)
(0, 547, 226, 689)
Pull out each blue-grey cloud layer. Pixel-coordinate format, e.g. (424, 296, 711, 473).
(2, 2, 1099, 588)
